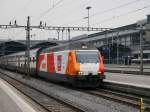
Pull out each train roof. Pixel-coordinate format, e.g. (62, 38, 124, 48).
(2, 48, 39, 57)
(42, 41, 98, 53)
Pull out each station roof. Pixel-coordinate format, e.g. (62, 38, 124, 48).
(0, 41, 26, 56)
(0, 40, 59, 56)
(30, 41, 58, 49)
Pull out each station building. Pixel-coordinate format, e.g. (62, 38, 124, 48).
(71, 15, 150, 65)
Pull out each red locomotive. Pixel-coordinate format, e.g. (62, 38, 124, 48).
(0, 42, 105, 87)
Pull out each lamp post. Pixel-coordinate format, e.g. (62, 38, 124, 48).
(140, 27, 143, 75)
(117, 32, 119, 65)
(86, 6, 92, 31)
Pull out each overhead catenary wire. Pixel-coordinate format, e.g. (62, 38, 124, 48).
(0, 0, 67, 41)
(92, 4, 150, 26)
(29, 0, 66, 40)
(48, 0, 94, 24)
(62, 0, 141, 26)
(90, 0, 141, 17)
(15, 0, 34, 18)
(7, 0, 35, 40)
(0, 0, 149, 40)
(32, 0, 65, 24)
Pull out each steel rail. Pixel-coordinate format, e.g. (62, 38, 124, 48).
(1, 68, 150, 111)
(78, 88, 150, 112)
(0, 72, 84, 112)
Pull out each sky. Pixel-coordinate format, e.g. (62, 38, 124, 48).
(0, 0, 149, 40)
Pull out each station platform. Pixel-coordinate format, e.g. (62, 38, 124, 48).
(104, 64, 150, 76)
(0, 78, 40, 112)
(104, 72, 150, 89)
(105, 64, 150, 73)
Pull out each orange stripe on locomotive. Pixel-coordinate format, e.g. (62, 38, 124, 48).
(65, 51, 80, 75)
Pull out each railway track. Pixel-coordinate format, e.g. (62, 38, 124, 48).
(0, 72, 84, 112)
(42, 77, 150, 111)
(82, 88, 150, 111)
(1, 69, 150, 112)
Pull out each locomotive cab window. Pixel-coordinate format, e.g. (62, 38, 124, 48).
(76, 51, 100, 63)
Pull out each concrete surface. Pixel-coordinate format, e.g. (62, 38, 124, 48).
(0, 78, 38, 112)
(105, 64, 150, 72)
(105, 72, 150, 88)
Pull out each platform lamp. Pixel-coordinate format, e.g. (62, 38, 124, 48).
(86, 6, 92, 32)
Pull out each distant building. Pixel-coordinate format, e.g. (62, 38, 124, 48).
(71, 15, 150, 65)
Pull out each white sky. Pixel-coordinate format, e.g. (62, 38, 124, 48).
(0, 0, 149, 40)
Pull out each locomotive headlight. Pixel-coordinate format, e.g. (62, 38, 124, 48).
(98, 71, 102, 74)
(78, 71, 84, 75)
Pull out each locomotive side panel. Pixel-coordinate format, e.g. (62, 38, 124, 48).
(38, 50, 71, 82)
(54, 51, 69, 74)
(47, 53, 55, 72)
(38, 51, 69, 74)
